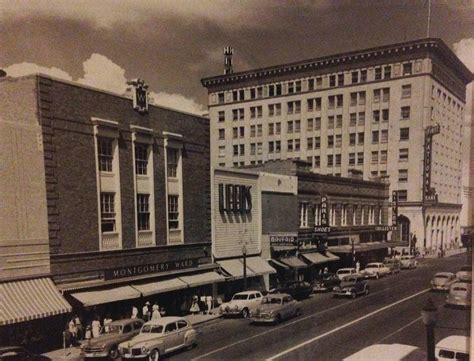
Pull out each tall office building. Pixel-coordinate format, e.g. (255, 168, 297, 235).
(201, 38, 472, 250)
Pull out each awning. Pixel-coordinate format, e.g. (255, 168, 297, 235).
(279, 256, 308, 269)
(132, 278, 188, 297)
(71, 285, 141, 307)
(218, 259, 253, 279)
(178, 272, 226, 288)
(245, 257, 276, 276)
(1, 277, 72, 325)
(300, 251, 340, 265)
(329, 242, 389, 254)
(270, 259, 291, 270)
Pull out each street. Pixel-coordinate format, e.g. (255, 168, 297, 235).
(163, 254, 471, 361)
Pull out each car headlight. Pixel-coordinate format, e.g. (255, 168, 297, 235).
(141, 345, 148, 353)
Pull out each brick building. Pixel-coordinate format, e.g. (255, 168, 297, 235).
(0, 74, 218, 348)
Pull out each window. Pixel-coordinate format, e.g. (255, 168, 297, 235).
(401, 106, 410, 120)
(294, 139, 300, 152)
(232, 108, 244, 121)
(335, 134, 342, 147)
(371, 151, 378, 163)
(403, 62, 412, 75)
(98, 137, 113, 172)
(308, 78, 315, 90)
(358, 112, 365, 125)
(276, 84, 282, 96)
(350, 93, 357, 106)
(287, 120, 294, 133)
(167, 148, 179, 178)
(351, 71, 359, 84)
(307, 118, 313, 131)
(232, 127, 238, 139)
(275, 140, 281, 153)
(218, 111, 225, 122)
(295, 80, 302, 92)
(168, 195, 179, 229)
(287, 101, 301, 114)
(316, 77, 322, 88)
(239, 144, 244, 155)
(349, 133, 356, 146)
(218, 129, 225, 140)
(299, 202, 308, 228)
(329, 75, 336, 87)
(250, 143, 256, 155)
(373, 89, 381, 103)
(257, 86, 263, 98)
(373, 110, 380, 123)
(400, 128, 410, 141)
(257, 124, 262, 137)
(359, 92, 366, 105)
(287, 139, 294, 152)
(372, 131, 379, 144)
(338, 73, 344, 86)
(239, 89, 245, 100)
(401, 84, 411, 98)
(239, 126, 245, 138)
(336, 95, 343, 108)
(295, 120, 301, 133)
(101, 193, 116, 232)
(335, 154, 341, 166)
(399, 148, 409, 161)
(382, 88, 390, 102)
(328, 96, 335, 109)
(398, 190, 408, 202)
(350, 113, 357, 126)
(250, 125, 256, 137)
(380, 150, 387, 163)
(375, 67, 382, 80)
(349, 153, 355, 165)
(360, 69, 367, 82)
(268, 123, 274, 135)
(383, 66, 391, 79)
(268, 141, 274, 153)
(137, 194, 150, 231)
(307, 137, 313, 150)
(328, 116, 334, 128)
(358, 132, 364, 144)
(315, 117, 321, 130)
(218, 92, 224, 104)
(314, 137, 321, 149)
(314, 155, 320, 167)
(218, 146, 225, 157)
(233, 145, 238, 156)
(135, 144, 148, 175)
(381, 129, 388, 143)
(398, 169, 408, 182)
(307, 97, 321, 112)
(275, 122, 281, 135)
(327, 154, 334, 167)
(357, 152, 364, 165)
(382, 109, 389, 122)
(250, 88, 256, 99)
(328, 135, 334, 148)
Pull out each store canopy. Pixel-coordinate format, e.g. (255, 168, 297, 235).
(325, 251, 340, 262)
(71, 285, 141, 307)
(330, 242, 389, 254)
(245, 257, 276, 276)
(178, 272, 226, 288)
(218, 259, 253, 279)
(279, 256, 308, 269)
(300, 252, 340, 265)
(132, 278, 188, 297)
(270, 259, 291, 270)
(1, 277, 72, 325)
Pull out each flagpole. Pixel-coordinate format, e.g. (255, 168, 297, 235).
(426, 0, 432, 37)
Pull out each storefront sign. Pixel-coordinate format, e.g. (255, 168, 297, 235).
(314, 226, 331, 234)
(104, 258, 199, 280)
(423, 125, 440, 203)
(270, 235, 297, 246)
(218, 183, 252, 213)
(320, 195, 328, 227)
(392, 191, 398, 227)
(375, 225, 397, 231)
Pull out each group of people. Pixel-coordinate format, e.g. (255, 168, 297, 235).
(139, 302, 166, 321)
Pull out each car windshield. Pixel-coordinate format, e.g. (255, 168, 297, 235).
(141, 324, 163, 333)
(435, 275, 449, 279)
(366, 265, 378, 269)
(338, 270, 350, 274)
(263, 297, 282, 305)
(452, 287, 467, 292)
(232, 294, 249, 300)
(107, 324, 121, 333)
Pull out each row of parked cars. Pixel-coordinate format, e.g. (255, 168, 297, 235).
(431, 265, 472, 308)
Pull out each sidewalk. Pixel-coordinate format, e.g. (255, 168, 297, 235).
(43, 311, 222, 360)
(420, 247, 467, 259)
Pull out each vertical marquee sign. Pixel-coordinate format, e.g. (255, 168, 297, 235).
(423, 124, 440, 203)
(218, 183, 252, 213)
(314, 195, 330, 234)
(127, 78, 149, 114)
(392, 190, 398, 227)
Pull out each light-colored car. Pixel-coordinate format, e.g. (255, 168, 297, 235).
(456, 265, 472, 282)
(333, 275, 369, 298)
(118, 317, 197, 360)
(400, 255, 417, 269)
(81, 319, 144, 359)
(361, 262, 391, 279)
(435, 335, 470, 361)
(219, 291, 263, 318)
(343, 343, 426, 361)
(446, 281, 472, 308)
(250, 293, 301, 324)
(430, 272, 457, 291)
(383, 258, 401, 274)
(336, 268, 357, 280)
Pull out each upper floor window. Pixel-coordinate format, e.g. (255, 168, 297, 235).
(299, 202, 308, 228)
(218, 111, 225, 122)
(98, 137, 114, 172)
(100, 192, 116, 233)
(401, 85, 412, 98)
(401, 106, 411, 120)
(167, 148, 179, 178)
(137, 194, 150, 231)
(352, 71, 359, 84)
(403, 63, 412, 75)
(374, 67, 382, 80)
(218, 93, 224, 104)
(135, 144, 148, 175)
(168, 195, 179, 229)
(383, 66, 392, 79)
(329, 75, 336, 87)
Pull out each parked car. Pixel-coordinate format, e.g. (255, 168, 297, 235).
(435, 335, 470, 361)
(219, 291, 263, 318)
(336, 268, 357, 280)
(343, 343, 426, 361)
(430, 272, 457, 292)
(81, 318, 144, 359)
(456, 265, 472, 282)
(400, 255, 417, 269)
(0, 347, 51, 361)
(272, 281, 312, 300)
(446, 282, 472, 308)
(333, 275, 369, 298)
(383, 258, 401, 274)
(250, 293, 302, 324)
(312, 273, 341, 292)
(361, 262, 391, 279)
(118, 317, 196, 360)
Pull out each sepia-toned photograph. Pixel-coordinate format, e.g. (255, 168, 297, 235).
(0, 1, 472, 360)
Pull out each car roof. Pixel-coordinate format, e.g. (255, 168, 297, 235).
(367, 262, 383, 265)
(436, 336, 469, 351)
(450, 282, 471, 289)
(235, 291, 260, 295)
(110, 318, 141, 326)
(265, 293, 289, 298)
(343, 344, 424, 361)
(434, 272, 454, 276)
(338, 268, 355, 272)
(144, 316, 185, 326)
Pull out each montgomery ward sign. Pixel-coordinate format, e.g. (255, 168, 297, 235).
(423, 125, 440, 203)
(104, 258, 199, 280)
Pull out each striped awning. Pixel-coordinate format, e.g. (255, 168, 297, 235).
(300, 251, 340, 265)
(71, 285, 141, 307)
(0, 277, 72, 325)
(279, 256, 308, 269)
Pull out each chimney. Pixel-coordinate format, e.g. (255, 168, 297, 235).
(223, 46, 234, 75)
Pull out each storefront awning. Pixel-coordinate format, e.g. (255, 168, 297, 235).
(279, 256, 308, 269)
(270, 259, 291, 270)
(1, 277, 72, 325)
(245, 257, 276, 276)
(300, 251, 340, 265)
(329, 242, 389, 254)
(218, 259, 253, 279)
(178, 272, 226, 288)
(71, 285, 141, 307)
(132, 278, 188, 297)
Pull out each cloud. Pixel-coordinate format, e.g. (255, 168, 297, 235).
(150, 91, 205, 116)
(77, 54, 128, 94)
(454, 38, 474, 72)
(3, 62, 73, 81)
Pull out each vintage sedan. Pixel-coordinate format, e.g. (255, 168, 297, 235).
(81, 318, 144, 359)
(361, 262, 391, 279)
(0, 346, 51, 361)
(400, 255, 417, 269)
(336, 268, 357, 280)
(272, 281, 312, 300)
(383, 258, 401, 274)
(312, 273, 341, 292)
(250, 293, 301, 324)
(118, 317, 196, 360)
(219, 291, 263, 318)
(446, 281, 472, 308)
(430, 272, 457, 291)
(456, 265, 472, 282)
(333, 275, 369, 298)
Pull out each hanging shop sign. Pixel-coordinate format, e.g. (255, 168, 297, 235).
(218, 183, 252, 213)
(269, 234, 298, 246)
(423, 125, 440, 203)
(314, 195, 330, 234)
(104, 258, 199, 280)
(392, 191, 398, 227)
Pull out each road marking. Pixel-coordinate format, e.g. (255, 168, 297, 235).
(377, 316, 422, 343)
(266, 288, 430, 360)
(191, 287, 394, 360)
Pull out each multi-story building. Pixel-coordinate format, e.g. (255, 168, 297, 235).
(201, 38, 472, 252)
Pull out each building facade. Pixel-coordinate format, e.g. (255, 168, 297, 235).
(202, 38, 472, 253)
(0, 74, 217, 347)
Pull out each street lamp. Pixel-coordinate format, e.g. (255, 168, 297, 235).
(242, 244, 247, 290)
(421, 297, 438, 361)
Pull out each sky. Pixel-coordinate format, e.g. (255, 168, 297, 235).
(1, 0, 473, 115)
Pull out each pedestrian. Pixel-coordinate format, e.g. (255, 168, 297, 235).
(103, 314, 113, 333)
(142, 301, 151, 321)
(152, 303, 161, 320)
(74, 314, 83, 341)
(68, 317, 77, 346)
(190, 296, 200, 315)
(323, 267, 328, 274)
(85, 325, 92, 340)
(206, 296, 213, 314)
(92, 316, 101, 338)
(131, 305, 139, 319)
(355, 261, 360, 274)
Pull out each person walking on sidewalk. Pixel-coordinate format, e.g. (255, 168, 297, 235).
(142, 301, 151, 321)
(152, 303, 161, 320)
(92, 316, 101, 338)
(103, 314, 113, 333)
(131, 305, 139, 319)
(190, 296, 200, 315)
(68, 317, 77, 346)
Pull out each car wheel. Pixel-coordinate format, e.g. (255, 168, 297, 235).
(241, 308, 249, 318)
(351, 291, 356, 299)
(149, 349, 160, 361)
(275, 314, 282, 324)
(109, 347, 119, 360)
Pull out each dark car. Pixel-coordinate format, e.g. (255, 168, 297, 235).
(312, 273, 341, 292)
(273, 281, 312, 300)
(333, 275, 369, 298)
(0, 346, 51, 361)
